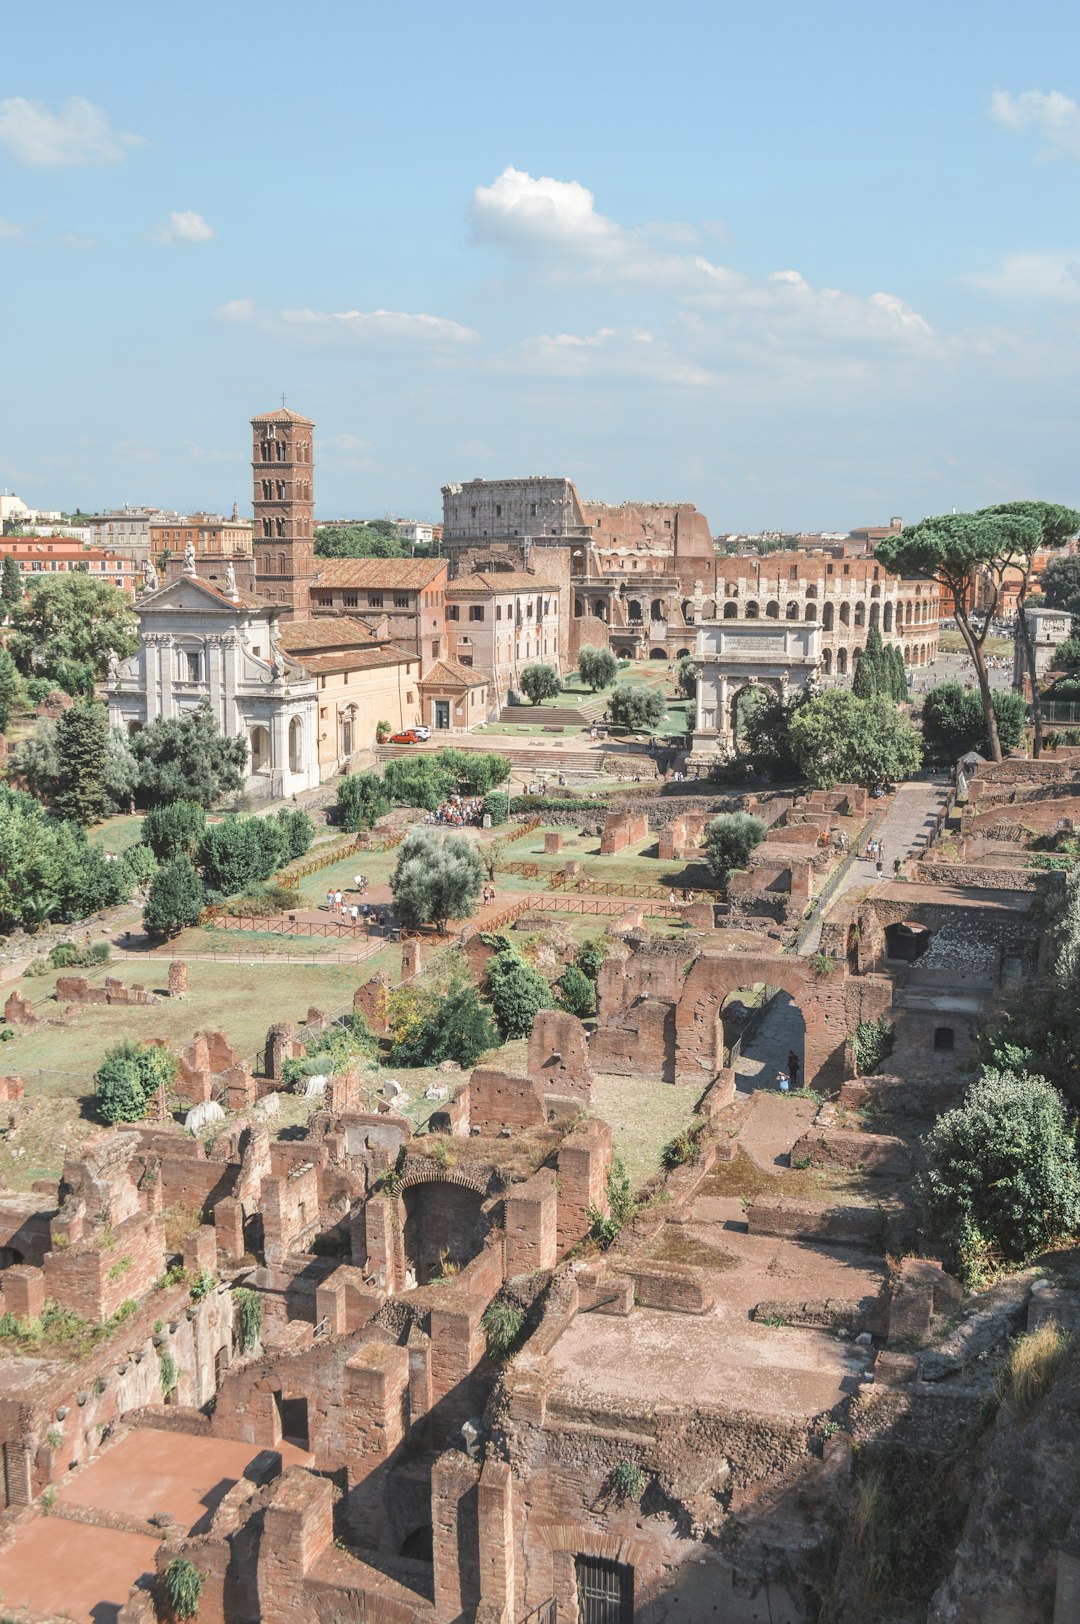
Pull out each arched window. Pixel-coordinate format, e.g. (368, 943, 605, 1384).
(289, 717, 303, 774)
(805, 583, 817, 599)
(278, 553, 286, 574)
(745, 600, 760, 619)
(250, 726, 271, 774)
(574, 596, 584, 617)
(822, 602, 835, 631)
(804, 602, 817, 620)
(262, 479, 272, 500)
(854, 602, 866, 628)
(822, 647, 832, 675)
(723, 601, 738, 619)
(786, 601, 799, 619)
(275, 518, 286, 537)
(650, 599, 664, 621)
(839, 602, 851, 626)
(276, 480, 286, 500)
(592, 599, 607, 621)
(883, 603, 894, 632)
(276, 442, 287, 462)
(837, 647, 848, 675)
(262, 518, 272, 538)
(869, 602, 880, 628)
(765, 600, 780, 619)
(871, 583, 881, 598)
(627, 600, 642, 624)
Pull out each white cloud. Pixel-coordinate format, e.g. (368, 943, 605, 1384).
(0, 218, 22, 239)
(990, 89, 1080, 156)
(216, 298, 478, 346)
(965, 251, 1080, 299)
(472, 166, 622, 256)
(155, 210, 215, 245)
(0, 97, 143, 165)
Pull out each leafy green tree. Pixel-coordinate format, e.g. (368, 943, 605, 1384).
(143, 855, 205, 937)
(51, 702, 110, 826)
(788, 690, 922, 789)
(676, 655, 698, 700)
(274, 806, 313, 861)
(313, 524, 408, 558)
(0, 555, 22, 621)
(703, 812, 766, 887)
(608, 683, 664, 731)
(519, 663, 561, 705)
(1050, 635, 1080, 676)
(920, 1069, 1080, 1285)
(557, 963, 596, 1018)
(11, 715, 136, 813)
(877, 508, 1046, 762)
(979, 501, 1080, 754)
(120, 842, 157, 895)
(8, 573, 138, 697)
(142, 801, 206, 861)
(0, 787, 134, 932)
(576, 937, 607, 980)
(484, 790, 509, 825)
(737, 687, 807, 780)
(390, 828, 484, 934)
(1040, 554, 1080, 621)
(196, 815, 285, 897)
(382, 756, 456, 810)
(95, 1041, 178, 1125)
(487, 948, 551, 1038)
(0, 648, 20, 732)
(434, 748, 511, 795)
(852, 624, 886, 699)
(388, 978, 496, 1067)
(129, 702, 247, 807)
(577, 646, 618, 691)
(337, 771, 392, 830)
(921, 682, 1026, 764)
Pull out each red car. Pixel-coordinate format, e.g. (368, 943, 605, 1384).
(389, 729, 420, 744)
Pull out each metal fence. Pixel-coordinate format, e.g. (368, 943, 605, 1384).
(1042, 701, 1080, 725)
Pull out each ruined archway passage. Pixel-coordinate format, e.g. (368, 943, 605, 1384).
(401, 1179, 486, 1287)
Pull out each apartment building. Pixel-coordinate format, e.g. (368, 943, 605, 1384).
(309, 556, 448, 667)
(0, 538, 138, 595)
(444, 570, 560, 707)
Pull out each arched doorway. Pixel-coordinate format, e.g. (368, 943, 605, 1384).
(288, 717, 303, 774)
(745, 601, 760, 620)
(723, 601, 738, 619)
(723, 985, 807, 1100)
(837, 648, 848, 676)
(649, 647, 666, 660)
(250, 726, 271, 776)
(729, 683, 763, 743)
(627, 600, 642, 624)
(402, 1179, 486, 1287)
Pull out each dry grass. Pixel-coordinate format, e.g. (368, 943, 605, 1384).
(995, 1322, 1073, 1421)
(698, 1148, 877, 1206)
(648, 1224, 739, 1272)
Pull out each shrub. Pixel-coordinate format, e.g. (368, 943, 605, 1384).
(704, 812, 766, 887)
(95, 1041, 177, 1125)
(142, 801, 206, 862)
(387, 979, 496, 1068)
(660, 1121, 706, 1170)
(164, 1556, 204, 1620)
(232, 884, 302, 917)
(274, 806, 313, 862)
(233, 1286, 263, 1351)
(588, 1156, 636, 1248)
(196, 815, 286, 896)
(852, 1018, 895, 1075)
(920, 1068, 1080, 1284)
(382, 755, 456, 810)
(143, 856, 205, 937)
(158, 1348, 178, 1395)
(482, 1299, 527, 1360)
(49, 940, 110, 969)
(509, 794, 596, 814)
(436, 748, 511, 795)
(557, 963, 596, 1018)
(484, 790, 509, 825)
(487, 949, 551, 1039)
(610, 1461, 646, 1501)
(576, 937, 607, 980)
(337, 771, 391, 831)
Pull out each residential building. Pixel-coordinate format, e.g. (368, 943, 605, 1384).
(444, 570, 560, 707)
(310, 556, 448, 667)
(87, 507, 168, 563)
(417, 657, 491, 734)
(848, 516, 904, 552)
(150, 510, 253, 565)
(0, 538, 138, 594)
(395, 519, 436, 548)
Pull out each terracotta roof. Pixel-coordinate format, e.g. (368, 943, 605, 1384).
(290, 646, 417, 675)
(419, 657, 488, 688)
(140, 576, 266, 611)
(275, 616, 381, 653)
(250, 408, 315, 425)
(446, 571, 555, 593)
(314, 557, 447, 590)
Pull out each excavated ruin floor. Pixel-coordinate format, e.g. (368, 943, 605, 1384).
(0, 1517, 160, 1624)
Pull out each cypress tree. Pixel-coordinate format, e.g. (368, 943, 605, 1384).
(52, 701, 110, 826)
(0, 555, 21, 620)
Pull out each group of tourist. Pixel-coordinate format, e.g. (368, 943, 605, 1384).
(426, 794, 486, 827)
(323, 885, 388, 932)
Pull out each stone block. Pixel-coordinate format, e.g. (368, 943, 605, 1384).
(544, 831, 563, 854)
(168, 961, 188, 997)
(400, 940, 422, 981)
(527, 1009, 594, 1102)
(2, 1264, 45, 1321)
(213, 1196, 245, 1261)
(183, 1225, 218, 1276)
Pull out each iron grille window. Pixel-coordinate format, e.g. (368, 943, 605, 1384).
(575, 1556, 633, 1624)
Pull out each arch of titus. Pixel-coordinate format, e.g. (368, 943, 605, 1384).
(690, 620, 821, 758)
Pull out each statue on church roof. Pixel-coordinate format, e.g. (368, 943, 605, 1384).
(225, 560, 238, 600)
(141, 556, 159, 593)
(183, 536, 197, 577)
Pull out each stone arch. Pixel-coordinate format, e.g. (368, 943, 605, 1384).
(804, 602, 817, 620)
(837, 647, 848, 676)
(822, 647, 833, 675)
(649, 647, 666, 659)
(904, 643, 912, 663)
(574, 596, 584, 618)
(805, 583, 818, 599)
(869, 601, 880, 629)
(744, 600, 760, 619)
(627, 599, 643, 623)
(839, 602, 851, 627)
(765, 600, 780, 619)
(871, 582, 881, 598)
(650, 599, 664, 621)
(786, 600, 800, 620)
(250, 726, 271, 776)
(676, 647, 691, 659)
(723, 601, 738, 619)
(854, 602, 866, 629)
(883, 602, 894, 632)
(592, 599, 607, 621)
(398, 1170, 487, 1286)
(288, 716, 303, 774)
(675, 953, 848, 1090)
(822, 602, 835, 631)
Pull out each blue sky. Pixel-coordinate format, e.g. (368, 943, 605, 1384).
(4, 0, 1080, 531)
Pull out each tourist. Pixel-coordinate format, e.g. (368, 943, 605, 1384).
(334, 890, 344, 911)
(875, 858, 884, 880)
(354, 873, 366, 893)
(349, 904, 359, 925)
(777, 1070, 791, 1094)
(893, 857, 902, 876)
(787, 1050, 800, 1088)
(326, 889, 335, 912)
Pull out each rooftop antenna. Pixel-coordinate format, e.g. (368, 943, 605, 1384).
(281, 392, 287, 409)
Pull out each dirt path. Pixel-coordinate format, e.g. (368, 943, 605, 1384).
(738, 1091, 818, 1171)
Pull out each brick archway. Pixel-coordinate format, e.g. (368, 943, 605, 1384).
(675, 953, 849, 1090)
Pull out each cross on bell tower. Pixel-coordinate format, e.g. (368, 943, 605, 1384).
(250, 406, 315, 615)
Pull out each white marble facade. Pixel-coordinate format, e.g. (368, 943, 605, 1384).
(691, 620, 822, 757)
(109, 576, 319, 799)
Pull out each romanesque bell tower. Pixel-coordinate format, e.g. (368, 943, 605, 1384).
(250, 407, 315, 615)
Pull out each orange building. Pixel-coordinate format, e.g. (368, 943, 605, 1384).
(0, 538, 138, 594)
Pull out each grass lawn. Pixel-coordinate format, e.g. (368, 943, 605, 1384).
(499, 825, 703, 889)
(938, 628, 1013, 657)
(592, 1073, 699, 1189)
(86, 813, 145, 855)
